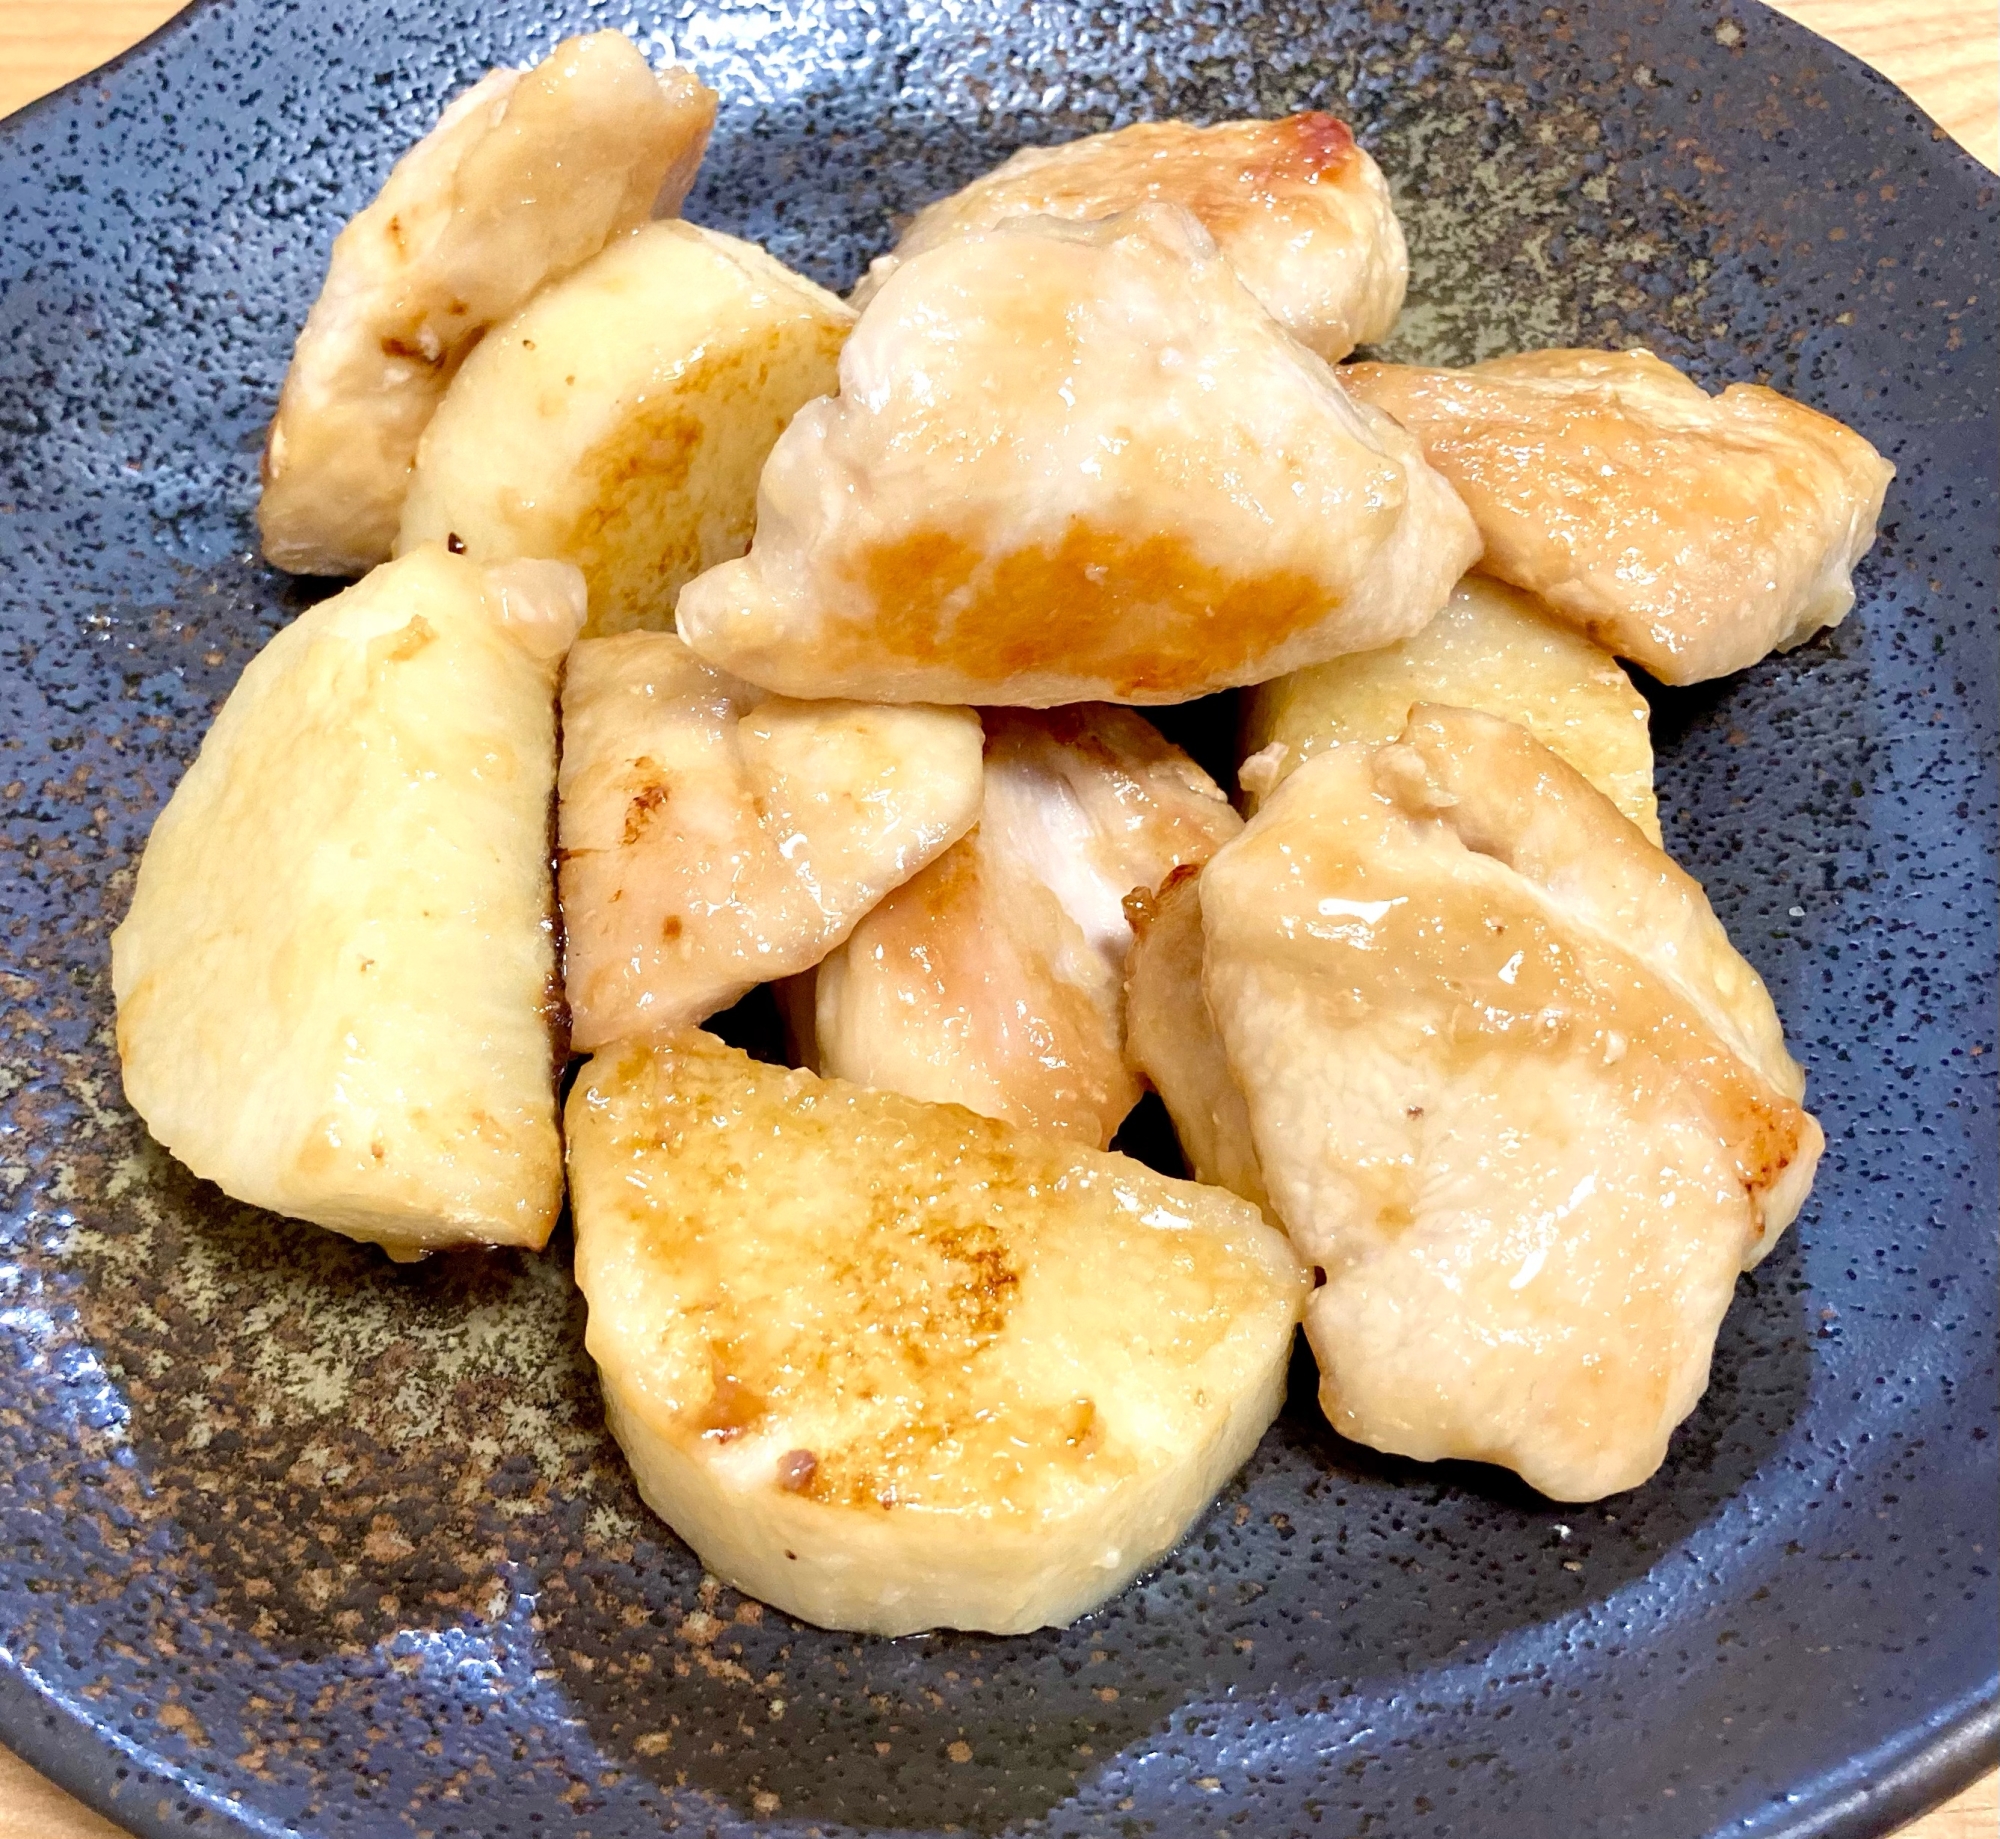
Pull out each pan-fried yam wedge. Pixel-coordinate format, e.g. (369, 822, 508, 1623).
(568, 1031, 1306, 1635)
(259, 32, 718, 577)
(1200, 706, 1823, 1500)
(401, 223, 854, 637)
(558, 632, 983, 1050)
(1240, 574, 1660, 839)
(806, 706, 1240, 1146)
(1338, 349, 1894, 684)
(863, 112, 1406, 361)
(677, 205, 1478, 706)
(111, 546, 585, 1259)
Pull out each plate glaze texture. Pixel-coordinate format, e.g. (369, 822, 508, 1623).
(0, 2, 1994, 1835)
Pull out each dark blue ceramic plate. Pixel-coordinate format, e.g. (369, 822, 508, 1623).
(0, 1, 1993, 1834)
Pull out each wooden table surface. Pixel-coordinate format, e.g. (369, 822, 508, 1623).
(0, 2, 1992, 1835)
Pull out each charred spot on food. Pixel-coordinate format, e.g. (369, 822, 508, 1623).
(697, 1370, 766, 1441)
(379, 331, 448, 367)
(621, 767, 672, 843)
(775, 1449, 818, 1492)
(378, 614, 437, 664)
(1121, 884, 1159, 929)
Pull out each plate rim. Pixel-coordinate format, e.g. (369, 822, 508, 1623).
(0, 0, 1993, 1833)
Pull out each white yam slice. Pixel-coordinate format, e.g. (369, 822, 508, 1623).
(567, 1029, 1307, 1634)
(111, 546, 585, 1258)
(399, 222, 854, 637)
(1240, 573, 1660, 838)
(259, 32, 718, 577)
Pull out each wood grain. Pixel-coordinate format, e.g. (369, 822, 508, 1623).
(0, 2, 1991, 1836)
(0, 2, 190, 119)
(1763, 0, 1998, 170)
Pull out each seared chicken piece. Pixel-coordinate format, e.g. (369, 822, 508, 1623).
(1241, 574, 1660, 839)
(568, 1029, 1306, 1634)
(559, 632, 982, 1051)
(111, 547, 585, 1259)
(1339, 350, 1894, 684)
(860, 113, 1406, 361)
(259, 33, 717, 577)
(678, 206, 1479, 706)
(1200, 706, 1823, 1500)
(400, 223, 853, 637)
(807, 707, 1242, 1145)
(1124, 866, 1269, 1211)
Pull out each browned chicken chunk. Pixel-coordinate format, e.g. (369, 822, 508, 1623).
(1339, 349, 1893, 683)
(862, 113, 1406, 361)
(559, 633, 983, 1051)
(678, 206, 1478, 706)
(804, 707, 1242, 1146)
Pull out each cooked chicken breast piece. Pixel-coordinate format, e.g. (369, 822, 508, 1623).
(1124, 865, 1269, 1211)
(399, 223, 852, 637)
(1199, 705, 1823, 1500)
(859, 113, 1406, 361)
(807, 707, 1242, 1145)
(677, 205, 1479, 706)
(568, 1029, 1306, 1634)
(111, 547, 585, 1259)
(259, 33, 718, 577)
(559, 632, 982, 1051)
(1241, 574, 1660, 839)
(1338, 349, 1893, 684)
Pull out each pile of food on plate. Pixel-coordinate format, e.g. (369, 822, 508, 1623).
(109, 32, 1892, 1636)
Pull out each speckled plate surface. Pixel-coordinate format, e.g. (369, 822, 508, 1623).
(0, 1, 1993, 1834)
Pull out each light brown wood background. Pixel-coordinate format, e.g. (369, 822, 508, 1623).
(0, 2, 1992, 1835)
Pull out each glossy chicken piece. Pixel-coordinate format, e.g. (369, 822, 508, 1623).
(678, 206, 1479, 706)
(259, 33, 717, 576)
(807, 707, 1242, 1146)
(559, 632, 982, 1051)
(1339, 349, 1894, 684)
(1200, 706, 1823, 1500)
(1124, 866, 1270, 1212)
(1241, 574, 1660, 839)
(568, 1029, 1305, 1634)
(862, 113, 1406, 362)
(112, 547, 585, 1259)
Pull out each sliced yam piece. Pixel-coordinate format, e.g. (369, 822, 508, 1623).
(864, 113, 1406, 361)
(567, 1030, 1306, 1634)
(1124, 866, 1269, 1212)
(808, 707, 1242, 1146)
(558, 632, 981, 1051)
(400, 223, 854, 637)
(259, 32, 718, 577)
(1338, 349, 1894, 684)
(110, 547, 585, 1259)
(1240, 574, 1660, 839)
(1199, 706, 1823, 1500)
(677, 205, 1479, 706)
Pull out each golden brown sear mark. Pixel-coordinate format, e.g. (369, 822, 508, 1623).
(851, 520, 1335, 696)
